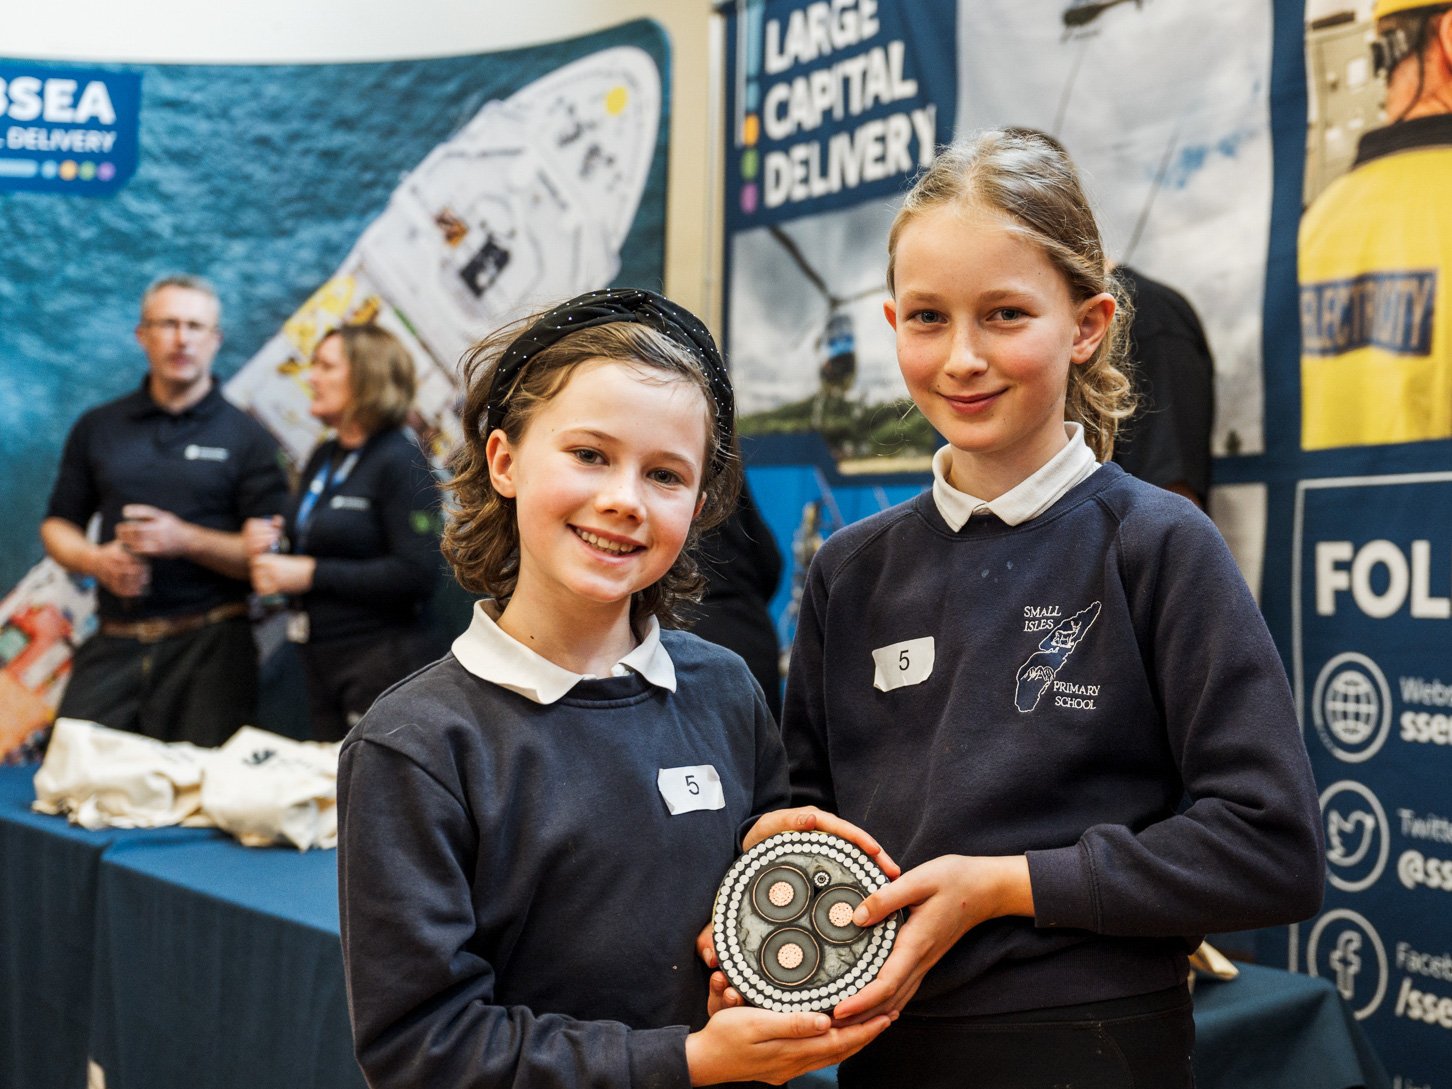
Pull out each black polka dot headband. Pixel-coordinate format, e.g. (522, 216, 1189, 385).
(483, 288, 735, 462)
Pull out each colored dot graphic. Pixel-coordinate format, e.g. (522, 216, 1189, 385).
(739, 112, 761, 215)
(605, 85, 628, 116)
(27, 160, 118, 184)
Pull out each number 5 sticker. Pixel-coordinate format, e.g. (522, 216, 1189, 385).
(657, 765, 725, 815)
(871, 637, 935, 692)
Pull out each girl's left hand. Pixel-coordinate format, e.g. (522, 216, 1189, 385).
(695, 922, 745, 1016)
(706, 969, 745, 1017)
(829, 854, 1034, 1024)
(742, 806, 901, 878)
(249, 552, 316, 596)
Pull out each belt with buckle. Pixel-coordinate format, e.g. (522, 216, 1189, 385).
(99, 601, 249, 644)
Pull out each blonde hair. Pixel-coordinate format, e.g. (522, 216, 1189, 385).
(886, 129, 1136, 460)
(443, 313, 742, 627)
(323, 324, 417, 435)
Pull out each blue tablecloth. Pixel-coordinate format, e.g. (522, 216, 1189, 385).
(1194, 963, 1390, 1089)
(88, 835, 362, 1089)
(789, 963, 1391, 1089)
(2, 759, 1389, 1089)
(0, 764, 213, 1089)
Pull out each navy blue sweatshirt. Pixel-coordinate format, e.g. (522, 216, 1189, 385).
(783, 463, 1324, 1016)
(337, 630, 788, 1089)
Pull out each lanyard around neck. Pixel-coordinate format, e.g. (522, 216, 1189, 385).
(293, 446, 360, 548)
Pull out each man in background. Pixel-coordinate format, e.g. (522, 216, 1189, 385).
(686, 482, 785, 720)
(1112, 265, 1215, 509)
(1000, 128, 1216, 507)
(41, 275, 288, 745)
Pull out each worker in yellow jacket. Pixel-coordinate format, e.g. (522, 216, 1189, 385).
(1300, 0, 1452, 449)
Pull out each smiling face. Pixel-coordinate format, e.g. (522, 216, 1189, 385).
(308, 333, 354, 429)
(885, 201, 1113, 499)
(485, 358, 710, 634)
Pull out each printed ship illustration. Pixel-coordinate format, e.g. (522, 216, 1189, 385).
(226, 44, 662, 464)
(0, 46, 663, 748)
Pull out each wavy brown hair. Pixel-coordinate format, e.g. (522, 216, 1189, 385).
(886, 129, 1136, 460)
(443, 313, 742, 627)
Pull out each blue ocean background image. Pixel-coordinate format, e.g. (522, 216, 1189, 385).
(0, 20, 669, 594)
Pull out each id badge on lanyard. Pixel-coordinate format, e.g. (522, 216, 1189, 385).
(286, 610, 311, 644)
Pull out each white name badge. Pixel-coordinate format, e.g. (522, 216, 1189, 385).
(285, 611, 310, 644)
(657, 764, 725, 815)
(871, 636, 935, 692)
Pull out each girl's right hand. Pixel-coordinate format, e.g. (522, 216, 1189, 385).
(242, 515, 283, 557)
(829, 854, 1035, 1024)
(685, 1006, 892, 1086)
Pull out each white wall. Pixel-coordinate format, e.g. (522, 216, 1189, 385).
(7, 0, 722, 324)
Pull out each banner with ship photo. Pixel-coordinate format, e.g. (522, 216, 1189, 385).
(0, 21, 671, 758)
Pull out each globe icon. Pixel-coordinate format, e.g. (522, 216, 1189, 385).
(1324, 670, 1378, 746)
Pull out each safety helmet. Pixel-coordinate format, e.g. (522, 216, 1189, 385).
(1373, 0, 1449, 22)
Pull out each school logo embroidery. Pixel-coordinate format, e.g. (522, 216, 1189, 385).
(1013, 601, 1101, 713)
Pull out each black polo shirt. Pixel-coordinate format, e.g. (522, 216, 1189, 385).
(46, 378, 289, 621)
(283, 428, 442, 644)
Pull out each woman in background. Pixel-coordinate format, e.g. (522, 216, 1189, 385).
(246, 324, 443, 741)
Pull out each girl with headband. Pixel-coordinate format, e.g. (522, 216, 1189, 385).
(335, 289, 894, 1088)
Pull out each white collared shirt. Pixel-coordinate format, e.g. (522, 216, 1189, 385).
(451, 600, 678, 705)
(930, 422, 1101, 530)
